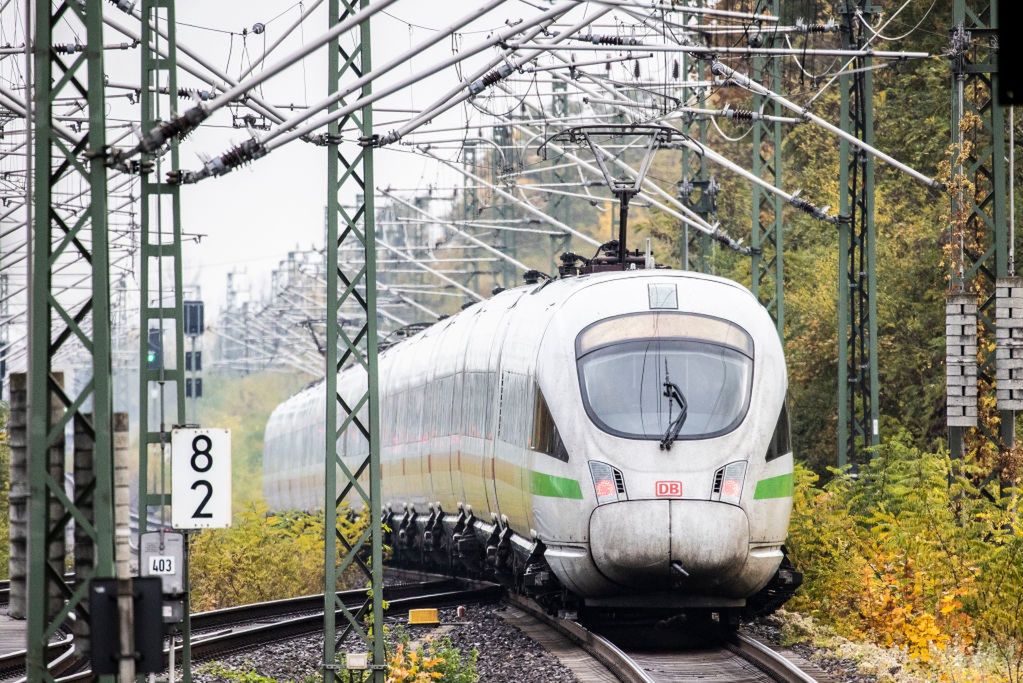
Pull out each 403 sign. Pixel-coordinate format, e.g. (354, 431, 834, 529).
(171, 428, 231, 529)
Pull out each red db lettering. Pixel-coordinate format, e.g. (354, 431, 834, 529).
(655, 481, 683, 497)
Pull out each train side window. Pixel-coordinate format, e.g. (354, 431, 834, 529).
(531, 384, 569, 461)
(767, 400, 791, 461)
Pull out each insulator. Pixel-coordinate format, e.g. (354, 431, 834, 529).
(584, 33, 639, 46)
(946, 293, 978, 427)
(468, 63, 513, 96)
(177, 138, 267, 184)
(53, 43, 84, 54)
(633, 60, 640, 78)
(728, 108, 755, 121)
(788, 195, 832, 222)
(177, 87, 214, 101)
(672, 60, 679, 80)
(137, 105, 208, 155)
(996, 277, 1023, 409)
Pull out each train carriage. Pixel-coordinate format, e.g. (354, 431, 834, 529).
(264, 269, 801, 618)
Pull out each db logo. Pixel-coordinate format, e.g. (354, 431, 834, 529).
(655, 481, 683, 497)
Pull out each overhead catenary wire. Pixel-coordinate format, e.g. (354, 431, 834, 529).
(118, 0, 399, 159)
(171, 0, 590, 183)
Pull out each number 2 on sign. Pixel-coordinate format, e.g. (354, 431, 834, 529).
(190, 435, 214, 519)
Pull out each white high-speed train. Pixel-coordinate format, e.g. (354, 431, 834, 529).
(264, 269, 801, 619)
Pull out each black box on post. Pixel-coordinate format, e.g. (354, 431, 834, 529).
(88, 577, 165, 674)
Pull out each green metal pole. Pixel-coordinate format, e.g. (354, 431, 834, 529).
(837, 0, 879, 468)
(750, 0, 785, 337)
(139, 0, 190, 677)
(324, 9, 341, 671)
(28, 1, 116, 678)
(325, 1, 385, 680)
(25, 0, 54, 673)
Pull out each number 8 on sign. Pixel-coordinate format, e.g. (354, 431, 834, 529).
(171, 428, 231, 529)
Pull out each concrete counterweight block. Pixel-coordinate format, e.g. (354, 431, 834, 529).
(996, 277, 1023, 410)
(947, 294, 978, 428)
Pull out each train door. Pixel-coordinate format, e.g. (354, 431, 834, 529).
(483, 306, 519, 519)
(495, 371, 530, 529)
(460, 371, 489, 513)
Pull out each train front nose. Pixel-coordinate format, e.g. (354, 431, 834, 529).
(588, 500, 749, 591)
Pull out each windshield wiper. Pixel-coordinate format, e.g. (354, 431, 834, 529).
(660, 375, 688, 451)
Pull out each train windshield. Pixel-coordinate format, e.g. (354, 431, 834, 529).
(576, 313, 753, 440)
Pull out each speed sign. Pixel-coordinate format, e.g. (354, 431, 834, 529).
(172, 428, 231, 529)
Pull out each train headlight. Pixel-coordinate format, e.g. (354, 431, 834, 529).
(588, 461, 625, 505)
(712, 461, 747, 505)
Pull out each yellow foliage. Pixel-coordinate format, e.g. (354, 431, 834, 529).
(189, 502, 369, 611)
(382, 635, 477, 683)
(788, 437, 1023, 679)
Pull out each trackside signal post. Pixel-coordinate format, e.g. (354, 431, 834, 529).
(138, 0, 193, 676)
(324, 0, 386, 679)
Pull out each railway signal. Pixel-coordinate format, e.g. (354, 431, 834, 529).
(146, 328, 163, 369)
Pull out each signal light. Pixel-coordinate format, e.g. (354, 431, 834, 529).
(146, 329, 163, 369)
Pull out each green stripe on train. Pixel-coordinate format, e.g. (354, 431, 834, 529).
(530, 471, 584, 499)
(753, 473, 794, 499)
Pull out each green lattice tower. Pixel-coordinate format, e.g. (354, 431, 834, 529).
(837, 0, 880, 469)
(324, 1, 385, 680)
(138, 0, 191, 677)
(26, 1, 115, 679)
(949, 0, 1012, 460)
(493, 124, 515, 289)
(678, 0, 712, 272)
(750, 0, 785, 337)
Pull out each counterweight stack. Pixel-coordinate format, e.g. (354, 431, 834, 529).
(947, 294, 978, 428)
(996, 277, 1023, 410)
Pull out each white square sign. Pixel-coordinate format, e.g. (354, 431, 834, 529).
(172, 428, 231, 529)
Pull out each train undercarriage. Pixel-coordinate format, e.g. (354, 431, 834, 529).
(380, 504, 803, 628)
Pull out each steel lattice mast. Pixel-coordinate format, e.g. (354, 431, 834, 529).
(138, 0, 192, 677)
(949, 0, 1013, 460)
(26, 0, 115, 679)
(323, 0, 385, 680)
(837, 0, 880, 469)
(750, 0, 785, 336)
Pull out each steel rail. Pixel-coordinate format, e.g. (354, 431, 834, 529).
(727, 633, 819, 683)
(45, 580, 503, 682)
(505, 592, 818, 683)
(504, 592, 655, 683)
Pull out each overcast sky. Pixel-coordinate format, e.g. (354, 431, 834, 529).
(99, 1, 585, 318)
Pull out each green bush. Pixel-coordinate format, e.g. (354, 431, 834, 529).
(788, 434, 1022, 679)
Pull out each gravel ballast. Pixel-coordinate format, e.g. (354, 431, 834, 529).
(192, 603, 579, 682)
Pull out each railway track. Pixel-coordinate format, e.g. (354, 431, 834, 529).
(505, 593, 818, 683)
(1, 579, 501, 682)
(4, 577, 818, 683)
